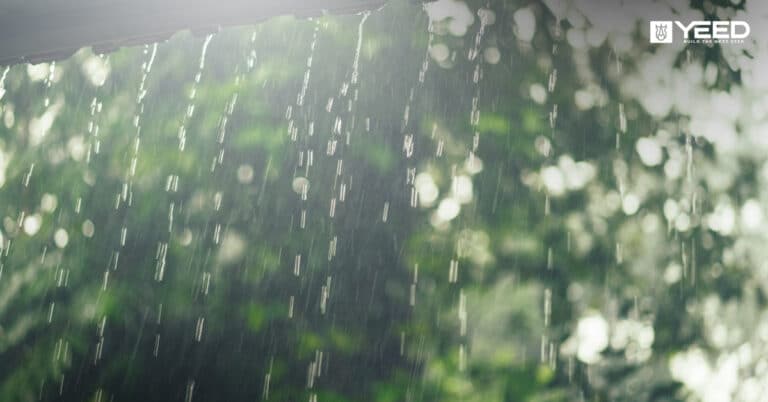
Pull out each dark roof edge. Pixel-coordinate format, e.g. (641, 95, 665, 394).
(0, 0, 388, 66)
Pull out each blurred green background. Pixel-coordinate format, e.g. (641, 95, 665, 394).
(0, 0, 765, 401)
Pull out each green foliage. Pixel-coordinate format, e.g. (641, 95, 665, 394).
(0, 0, 758, 401)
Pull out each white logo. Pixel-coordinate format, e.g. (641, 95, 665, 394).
(650, 21, 673, 43)
(650, 20, 750, 44)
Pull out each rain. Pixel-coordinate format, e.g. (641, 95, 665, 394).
(0, 0, 768, 401)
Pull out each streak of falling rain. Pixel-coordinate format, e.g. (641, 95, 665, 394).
(93, 44, 159, 371)
(288, 19, 321, 142)
(284, 21, 323, 333)
(540, 13, 566, 372)
(43, 61, 55, 108)
(185, 380, 195, 402)
(163, 35, 213, 277)
(47, 63, 109, 388)
(351, 12, 370, 85)
(178, 34, 213, 152)
(0, 66, 9, 98)
(451, 7, 494, 374)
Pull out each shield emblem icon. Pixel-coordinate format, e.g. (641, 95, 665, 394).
(650, 21, 673, 43)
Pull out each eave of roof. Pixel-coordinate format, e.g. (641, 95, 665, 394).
(0, 0, 387, 66)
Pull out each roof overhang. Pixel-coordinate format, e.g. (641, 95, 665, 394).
(0, 0, 386, 66)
